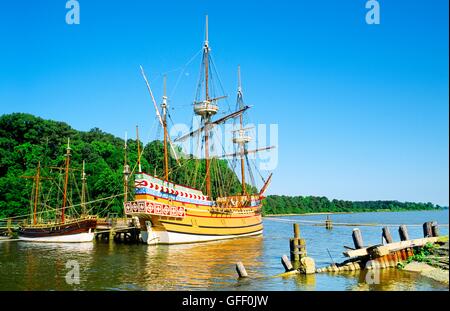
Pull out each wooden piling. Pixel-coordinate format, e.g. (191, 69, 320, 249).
(236, 262, 248, 278)
(431, 222, 439, 237)
(325, 216, 333, 229)
(382, 226, 393, 244)
(291, 238, 303, 269)
(398, 225, 409, 241)
(298, 238, 307, 258)
(290, 224, 306, 270)
(352, 228, 364, 249)
(281, 255, 294, 272)
(423, 222, 433, 238)
(293, 223, 300, 239)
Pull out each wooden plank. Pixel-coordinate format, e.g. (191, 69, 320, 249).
(343, 237, 439, 258)
(281, 254, 294, 272)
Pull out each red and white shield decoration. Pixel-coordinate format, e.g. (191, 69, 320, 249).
(124, 200, 185, 218)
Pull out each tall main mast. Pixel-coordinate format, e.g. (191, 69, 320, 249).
(33, 162, 41, 225)
(81, 160, 87, 215)
(123, 132, 130, 203)
(61, 138, 71, 223)
(237, 66, 246, 195)
(162, 75, 169, 181)
(193, 15, 219, 199)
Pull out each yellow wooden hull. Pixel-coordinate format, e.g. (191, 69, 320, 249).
(125, 193, 263, 244)
(125, 172, 264, 244)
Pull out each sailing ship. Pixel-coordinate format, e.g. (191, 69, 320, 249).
(18, 139, 97, 242)
(124, 16, 274, 245)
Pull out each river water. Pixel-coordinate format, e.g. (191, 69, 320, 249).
(0, 210, 448, 291)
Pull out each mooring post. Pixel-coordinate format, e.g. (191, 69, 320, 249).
(290, 238, 300, 262)
(398, 225, 409, 241)
(293, 223, 300, 239)
(352, 228, 364, 249)
(325, 215, 333, 229)
(290, 223, 302, 269)
(382, 226, 393, 244)
(281, 255, 294, 272)
(431, 222, 439, 237)
(423, 222, 433, 238)
(236, 262, 248, 278)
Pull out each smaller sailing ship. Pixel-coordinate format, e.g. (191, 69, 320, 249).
(18, 139, 97, 242)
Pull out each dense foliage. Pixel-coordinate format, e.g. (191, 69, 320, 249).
(262, 195, 444, 216)
(0, 113, 444, 219)
(0, 113, 253, 218)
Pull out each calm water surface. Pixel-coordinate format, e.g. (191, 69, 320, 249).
(0, 210, 448, 291)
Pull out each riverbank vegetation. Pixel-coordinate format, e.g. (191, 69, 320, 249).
(262, 195, 444, 216)
(0, 113, 445, 218)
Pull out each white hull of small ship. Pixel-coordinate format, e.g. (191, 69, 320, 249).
(18, 232, 95, 243)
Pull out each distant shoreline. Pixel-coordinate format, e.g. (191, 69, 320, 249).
(264, 212, 349, 217)
(263, 209, 448, 217)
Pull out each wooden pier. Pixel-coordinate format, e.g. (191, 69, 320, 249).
(95, 215, 140, 243)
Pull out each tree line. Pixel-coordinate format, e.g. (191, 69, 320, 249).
(262, 195, 444, 216)
(0, 113, 445, 219)
(0, 113, 253, 218)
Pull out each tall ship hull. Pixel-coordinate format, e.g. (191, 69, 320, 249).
(18, 217, 97, 243)
(125, 174, 263, 244)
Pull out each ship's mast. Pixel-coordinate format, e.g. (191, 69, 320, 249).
(162, 75, 169, 181)
(136, 125, 142, 172)
(193, 15, 218, 198)
(123, 132, 130, 202)
(204, 15, 211, 198)
(33, 162, 41, 225)
(237, 66, 247, 195)
(204, 15, 210, 101)
(61, 138, 71, 223)
(81, 160, 87, 215)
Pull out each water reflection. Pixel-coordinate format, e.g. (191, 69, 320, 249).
(291, 274, 317, 290)
(141, 236, 265, 290)
(4, 242, 95, 290)
(0, 210, 448, 291)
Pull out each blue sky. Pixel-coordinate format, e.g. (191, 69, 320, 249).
(0, 0, 448, 205)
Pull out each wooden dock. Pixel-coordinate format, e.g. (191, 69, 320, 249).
(95, 215, 140, 243)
